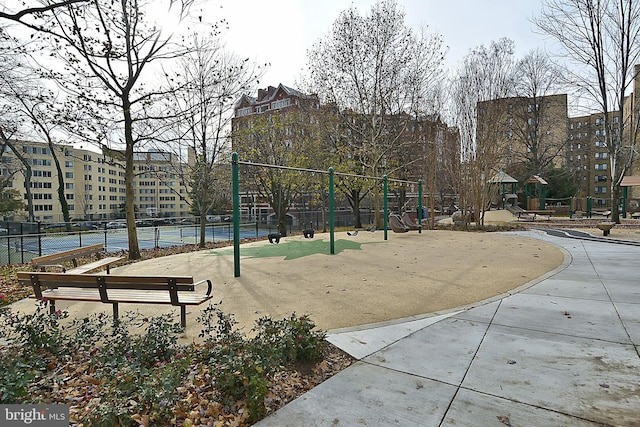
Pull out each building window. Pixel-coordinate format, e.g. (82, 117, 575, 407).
(271, 98, 291, 110)
(237, 107, 252, 117)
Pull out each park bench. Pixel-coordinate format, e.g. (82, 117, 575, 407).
(31, 243, 123, 274)
(17, 272, 213, 327)
(517, 209, 555, 222)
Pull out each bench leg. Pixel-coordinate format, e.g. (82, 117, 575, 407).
(112, 303, 119, 324)
(180, 306, 186, 328)
(49, 300, 56, 315)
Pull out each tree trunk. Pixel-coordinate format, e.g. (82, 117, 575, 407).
(123, 96, 141, 260)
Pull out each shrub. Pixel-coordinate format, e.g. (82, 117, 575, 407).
(0, 303, 330, 425)
(252, 313, 327, 363)
(196, 305, 327, 423)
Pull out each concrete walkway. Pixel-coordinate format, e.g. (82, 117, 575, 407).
(254, 230, 640, 426)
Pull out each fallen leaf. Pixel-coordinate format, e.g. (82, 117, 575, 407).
(497, 415, 512, 426)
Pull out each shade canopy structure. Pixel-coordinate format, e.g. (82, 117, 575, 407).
(620, 176, 640, 218)
(524, 175, 548, 210)
(488, 171, 518, 209)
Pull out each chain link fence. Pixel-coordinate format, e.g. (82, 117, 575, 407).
(0, 221, 264, 266)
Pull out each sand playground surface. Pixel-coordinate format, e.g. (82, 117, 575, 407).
(13, 209, 640, 337)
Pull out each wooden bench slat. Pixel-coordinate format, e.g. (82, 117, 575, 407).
(40, 288, 211, 305)
(66, 257, 124, 274)
(32, 243, 104, 265)
(17, 271, 213, 327)
(31, 244, 121, 274)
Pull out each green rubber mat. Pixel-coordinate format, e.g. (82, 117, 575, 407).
(208, 238, 379, 260)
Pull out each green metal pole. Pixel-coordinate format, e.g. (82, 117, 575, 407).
(383, 175, 388, 241)
(232, 152, 241, 277)
(418, 179, 423, 234)
(329, 167, 335, 254)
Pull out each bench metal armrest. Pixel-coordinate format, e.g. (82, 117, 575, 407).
(193, 278, 213, 297)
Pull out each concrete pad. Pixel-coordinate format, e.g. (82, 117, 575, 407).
(363, 318, 489, 385)
(326, 311, 460, 359)
(601, 279, 640, 304)
(522, 278, 611, 301)
(453, 300, 500, 323)
(253, 362, 458, 427)
(442, 388, 603, 426)
(493, 293, 632, 344)
(615, 302, 640, 344)
(462, 324, 640, 426)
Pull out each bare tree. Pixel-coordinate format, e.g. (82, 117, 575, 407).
(0, 1, 88, 20)
(534, 0, 640, 222)
(0, 47, 73, 226)
(510, 49, 568, 179)
(163, 34, 264, 247)
(233, 107, 323, 237)
(1, 0, 199, 259)
(449, 38, 517, 228)
(0, 28, 37, 221)
(306, 0, 446, 227)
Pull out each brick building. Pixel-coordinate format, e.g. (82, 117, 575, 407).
(1, 140, 191, 222)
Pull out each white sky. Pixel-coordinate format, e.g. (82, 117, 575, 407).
(213, 0, 552, 87)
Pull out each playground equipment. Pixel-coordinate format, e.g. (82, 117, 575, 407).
(389, 214, 410, 233)
(231, 152, 422, 277)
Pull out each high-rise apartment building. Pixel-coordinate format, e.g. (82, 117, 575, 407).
(477, 65, 640, 209)
(477, 94, 569, 175)
(1, 140, 191, 222)
(566, 113, 615, 208)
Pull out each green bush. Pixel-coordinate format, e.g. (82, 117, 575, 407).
(252, 313, 327, 363)
(0, 303, 328, 425)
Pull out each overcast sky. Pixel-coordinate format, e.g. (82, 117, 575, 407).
(214, 0, 551, 88)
